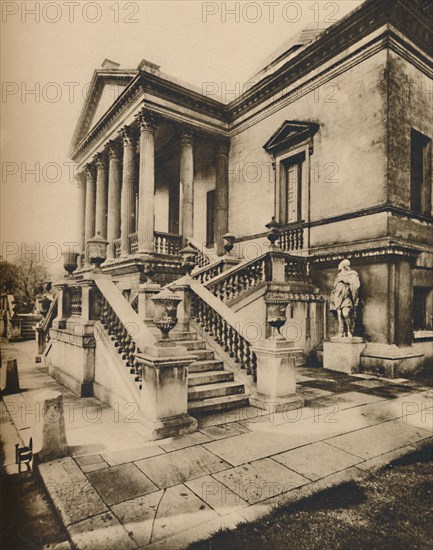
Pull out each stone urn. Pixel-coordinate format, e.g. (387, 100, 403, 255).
(151, 287, 182, 344)
(222, 233, 236, 255)
(87, 232, 108, 271)
(180, 244, 198, 277)
(62, 251, 80, 277)
(265, 290, 291, 339)
(265, 217, 281, 247)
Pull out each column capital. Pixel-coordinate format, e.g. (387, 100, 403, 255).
(106, 139, 122, 160)
(180, 127, 194, 146)
(136, 108, 157, 133)
(93, 152, 107, 170)
(75, 171, 86, 189)
(119, 125, 138, 147)
(215, 137, 230, 156)
(84, 163, 96, 180)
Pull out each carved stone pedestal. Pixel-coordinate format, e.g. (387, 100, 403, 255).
(323, 337, 367, 374)
(135, 345, 198, 439)
(137, 283, 161, 323)
(252, 337, 304, 413)
(1, 358, 20, 394)
(33, 391, 67, 464)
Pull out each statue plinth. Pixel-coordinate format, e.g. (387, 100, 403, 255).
(323, 338, 367, 374)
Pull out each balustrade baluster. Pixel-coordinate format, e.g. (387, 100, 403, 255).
(244, 345, 251, 375)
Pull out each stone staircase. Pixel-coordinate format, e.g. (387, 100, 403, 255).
(152, 328, 249, 415)
(18, 314, 42, 340)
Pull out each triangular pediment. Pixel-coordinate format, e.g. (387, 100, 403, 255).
(70, 69, 137, 156)
(263, 121, 319, 154)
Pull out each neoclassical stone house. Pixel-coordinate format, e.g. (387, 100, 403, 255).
(40, 0, 432, 436)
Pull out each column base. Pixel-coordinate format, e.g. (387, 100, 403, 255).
(323, 338, 366, 374)
(253, 393, 304, 414)
(144, 413, 198, 440)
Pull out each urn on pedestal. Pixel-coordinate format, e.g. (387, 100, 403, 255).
(180, 243, 198, 277)
(86, 232, 108, 271)
(62, 252, 80, 277)
(151, 287, 182, 345)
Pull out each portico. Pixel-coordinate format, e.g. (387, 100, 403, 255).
(71, 61, 229, 280)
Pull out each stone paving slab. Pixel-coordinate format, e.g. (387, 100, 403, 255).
(111, 484, 218, 546)
(111, 490, 163, 547)
(185, 474, 249, 515)
(134, 446, 231, 489)
(86, 462, 158, 506)
(158, 431, 214, 452)
(67, 511, 137, 550)
(199, 424, 244, 440)
(144, 511, 245, 550)
(204, 430, 314, 467)
(272, 441, 363, 481)
(237, 466, 369, 524)
(326, 418, 432, 459)
(75, 453, 110, 473)
(38, 457, 108, 526)
(213, 457, 309, 504)
(101, 445, 165, 466)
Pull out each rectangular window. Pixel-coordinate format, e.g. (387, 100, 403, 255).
(410, 129, 432, 216)
(206, 189, 216, 246)
(283, 157, 302, 224)
(413, 286, 432, 331)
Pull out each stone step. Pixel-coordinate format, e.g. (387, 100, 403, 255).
(151, 330, 198, 342)
(188, 381, 245, 401)
(176, 339, 207, 351)
(188, 359, 223, 373)
(189, 349, 215, 361)
(188, 394, 250, 414)
(188, 370, 234, 386)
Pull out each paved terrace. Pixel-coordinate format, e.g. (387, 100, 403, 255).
(1, 341, 432, 550)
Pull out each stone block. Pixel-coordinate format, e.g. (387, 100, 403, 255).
(33, 391, 68, 463)
(360, 344, 425, 378)
(323, 338, 366, 374)
(1, 358, 20, 394)
(253, 337, 304, 412)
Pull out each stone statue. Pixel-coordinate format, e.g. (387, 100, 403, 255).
(330, 259, 360, 338)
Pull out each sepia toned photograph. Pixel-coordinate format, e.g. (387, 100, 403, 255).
(1, 1, 432, 549)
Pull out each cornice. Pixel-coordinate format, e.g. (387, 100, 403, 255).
(310, 239, 423, 265)
(70, 0, 432, 162)
(228, 0, 432, 120)
(71, 71, 229, 162)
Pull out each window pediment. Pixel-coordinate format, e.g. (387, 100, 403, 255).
(263, 121, 319, 155)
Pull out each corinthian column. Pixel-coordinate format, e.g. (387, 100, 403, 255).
(84, 164, 96, 263)
(179, 128, 194, 243)
(76, 171, 86, 266)
(106, 140, 122, 260)
(120, 126, 137, 257)
(137, 109, 156, 254)
(94, 152, 108, 238)
(215, 139, 230, 255)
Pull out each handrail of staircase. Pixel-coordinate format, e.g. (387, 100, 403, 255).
(94, 278, 156, 352)
(202, 250, 309, 304)
(188, 240, 219, 268)
(189, 279, 257, 381)
(94, 278, 157, 387)
(204, 252, 269, 303)
(37, 295, 58, 354)
(192, 257, 227, 284)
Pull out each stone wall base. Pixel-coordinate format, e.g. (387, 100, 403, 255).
(360, 344, 425, 378)
(143, 413, 198, 440)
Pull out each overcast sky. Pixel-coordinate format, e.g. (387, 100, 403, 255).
(1, 0, 362, 271)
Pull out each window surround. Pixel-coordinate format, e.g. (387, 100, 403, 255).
(263, 121, 319, 228)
